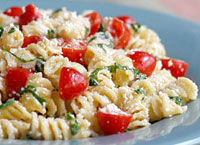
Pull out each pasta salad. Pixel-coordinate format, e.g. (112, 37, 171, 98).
(0, 4, 198, 140)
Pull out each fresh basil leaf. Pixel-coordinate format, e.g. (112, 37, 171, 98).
(8, 27, 16, 34)
(155, 56, 160, 61)
(86, 27, 90, 34)
(70, 121, 81, 135)
(98, 43, 107, 53)
(169, 96, 182, 105)
(133, 68, 146, 80)
(88, 36, 97, 43)
(89, 63, 146, 86)
(35, 56, 45, 72)
(3, 48, 35, 63)
(19, 84, 46, 105)
(125, 129, 130, 132)
(66, 113, 75, 121)
(98, 32, 109, 39)
(66, 113, 81, 136)
(26, 133, 35, 140)
(0, 26, 4, 37)
(0, 98, 15, 109)
(105, 40, 114, 48)
(98, 23, 104, 32)
(48, 29, 56, 39)
(131, 22, 141, 34)
(53, 8, 62, 14)
(134, 88, 145, 94)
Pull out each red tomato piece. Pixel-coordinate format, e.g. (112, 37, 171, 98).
(3, 6, 23, 19)
(161, 58, 188, 78)
(19, 4, 40, 28)
(97, 104, 132, 135)
(22, 35, 43, 48)
(110, 18, 131, 49)
(58, 38, 87, 63)
(127, 51, 157, 77)
(85, 12, 103, 36)
(117, 15, 135, 24)
(59, 67, 88, 100)
(5, 68, 33, 100)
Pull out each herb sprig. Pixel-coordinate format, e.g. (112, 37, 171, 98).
(19, 84, 46, 105)
(0, 26, 4, 37)
(89, 62, 146, 86)
(134, 88, 145, 94)
(8, 27, 16, 34)
(47, 29, 56, 39)
(53, 8, 62, 14)
(66, 113, 81, 136)
(35, 56, 45, 72)
(131, 23, 141, 34)
(0, 98, 15, 109)
(3, 48, 36, 63)
(169, 96, 182, 105)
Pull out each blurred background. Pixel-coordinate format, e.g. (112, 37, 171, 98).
(92, 0, 200, 24)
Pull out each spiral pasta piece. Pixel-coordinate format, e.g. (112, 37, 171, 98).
(118, 87, 150, 129)
(0, 26, 24, 49)
(0, 101, 32, 122)
(148, 93, 187, 121)
(161, 77, 198, 103)
(27, 38, 62, 60)
(28, 112, 91, 140)
(0, 119, 30, 139)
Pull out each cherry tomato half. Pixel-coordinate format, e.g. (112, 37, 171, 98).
(19, 4, 40, 28)
(97, 104, 132, 135)
(22, 35, 43, 48)
(58, 38, 87, 63)
(109, 18, 131, 49)
(85, 12, 103, 36)
(127, 51, 157, 77)
(59, 67, 88, 100)
(117, 15, 135, 24)
(161, 58, 188, 78)
(3, 6, 23, 19)
(5, 68, 33, 100)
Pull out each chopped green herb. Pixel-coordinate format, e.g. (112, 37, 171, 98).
(47, 29, 56, 39)
(0, 98, 15, 109)
(169, 96, 182, 105)
(105, 40, 114, 48)
(71, 123, 81, 135)
(134, 88, 145, 94)
(53, 8, 62, 14)
(26, 133, 35, 140)
(142, 97, 145, 101)
(133, 69, 146, 80)
(98, 23, 104, 32)
(3, 48, 35, 63)
(35, 56, 45, 72)
(86, 27, 90, 35)
(131, 22, 141, 34)
(66, 113, 75, 121)
(125, 129, 130, 132)
(98, 32, 109, 39)
(98, 43, 107, 53)
(89, 63, 146, 86)
(155, 56, 160, 61)
(8, 27, 16, 34)
(88, 36, 97, 43)
(19, 84, 46, 105)
(66, 113, 81, 135)
(0, 26, 4, 37)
